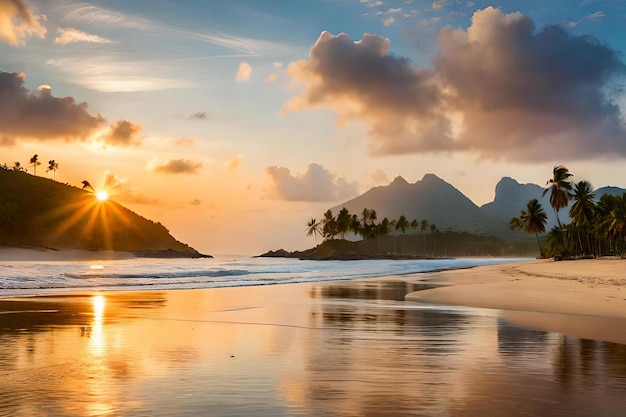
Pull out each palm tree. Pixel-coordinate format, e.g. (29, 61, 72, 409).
(305, 218, 322, 244)
(29, 154, 41, 176)
(336, 207, 351, 239)
(569, 181, 595, 254)
(542, 165, 573, 229)
(395, 215, 410, 254)
(510, 198, 548, 256)
(46, 160, 59, 180)
(421, 219, 429, 255)
(81, 180, 95, 192)
(12, 162, 22, 171)
(321, 209, 337, 240)
(430, 224, 438, 257)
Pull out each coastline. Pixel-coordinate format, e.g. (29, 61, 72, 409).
(0, 247, 210, 261)
(405, 258, 626, 344)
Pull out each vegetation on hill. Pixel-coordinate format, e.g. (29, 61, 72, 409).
(0, 167, 207, 257)
(510, 165, 626, 259)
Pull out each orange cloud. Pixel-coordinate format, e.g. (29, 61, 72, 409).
(151, 159, 203, 175)
(236, 62, 252, 82)
(284, 7, 626, 161)
(266, 162, 359, 202)
(0, 0, 46, 46)
(225, 154, 243, 171)
(100, 120, 142, 146)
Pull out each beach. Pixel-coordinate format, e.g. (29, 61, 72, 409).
(405, 258, 626, 345)
(1, 256, 626, 416)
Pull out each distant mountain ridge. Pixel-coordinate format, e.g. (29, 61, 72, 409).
(0, 168, 207, 257)
(331, 173, 626, 238)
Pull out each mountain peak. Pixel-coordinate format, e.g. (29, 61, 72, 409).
(422, 173, 442, 181)
(390, 175, 409, 187)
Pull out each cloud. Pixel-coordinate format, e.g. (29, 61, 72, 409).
(265, 73, 279, 83)
(0, 0, 46, 46)
(435, 7, 626, 160)
(101, 171, 159, 205)
(189, 111, 209, 120)
(266, 162, 359, 202)
(100, 120, 142, 146)
(225, 154, 243, 171)
(371, 169, 390, 184)
(236, 62, 252, 82)
(283, 31, 452, 155)
(174, 137, 196, 146)
(47, 56, 194, 92)
(54, 27, 112, 45)
(150, 159, 203, 175)
(0, 71, 106, 143)
(284, 8, 626, 161)
(382, 17, 396, 26)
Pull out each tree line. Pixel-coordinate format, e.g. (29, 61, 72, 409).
(510, 165, 626, 258)
(306, 207, 440, 255)
(2, 154, 59, 179)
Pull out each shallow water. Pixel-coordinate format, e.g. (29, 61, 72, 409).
(1, 279, 626, 416)
(0, 256, 525, 296)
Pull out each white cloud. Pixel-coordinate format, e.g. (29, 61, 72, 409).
(54, 27, 112, 45)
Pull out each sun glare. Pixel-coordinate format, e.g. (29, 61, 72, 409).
(96, 191, 109, 201)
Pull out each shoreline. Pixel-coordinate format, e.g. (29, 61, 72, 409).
(0, 247, 210, 261)
(404, 258, 626, 344)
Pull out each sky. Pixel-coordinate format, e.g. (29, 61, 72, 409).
(1, 0, 625, 255)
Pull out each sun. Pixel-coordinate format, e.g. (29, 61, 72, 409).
(95, 191, 109, 201)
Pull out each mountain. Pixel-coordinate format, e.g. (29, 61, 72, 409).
(330, 173, 626, 238)
(482, 178, 626, 230)
(332, 174, 493, 233)
(0, 168, 208, 257)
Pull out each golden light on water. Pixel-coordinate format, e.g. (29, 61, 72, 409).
(90, 295, 106, 356)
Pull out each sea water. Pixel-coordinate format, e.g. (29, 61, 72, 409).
(0, 256, 525, 296)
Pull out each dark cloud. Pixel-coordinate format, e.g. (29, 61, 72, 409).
(100, 120, 142, 146)
(283, 31, 453, 155)
(152, 159, 202, 175)
(0, 71, 106, 144)
(284, 7, 626, 161)
(436, 7, 626, 160)
(266, 162, 359, 202)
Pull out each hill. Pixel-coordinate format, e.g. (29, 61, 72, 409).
(0, 168, 208, 257)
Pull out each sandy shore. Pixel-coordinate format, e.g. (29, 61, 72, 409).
(405, 257, 626, 344)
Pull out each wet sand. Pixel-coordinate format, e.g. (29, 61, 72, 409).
(2, 263, 626, 416)
(405, 258, 626, 344)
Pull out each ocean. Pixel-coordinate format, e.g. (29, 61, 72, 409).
(0, 256, 526, 296)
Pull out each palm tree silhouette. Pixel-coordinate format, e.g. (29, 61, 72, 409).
(81, 180, 95, 192)
(29, 154, 41, 176)
(510, 198, 548, 256)
(542, 165, 573, 229)
(305, 218, 322, 244)
(47, 160, 59, 180)
(569, 181, 596, 254)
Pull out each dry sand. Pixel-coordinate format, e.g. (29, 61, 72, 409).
(405, 257, 626, 344)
